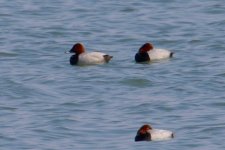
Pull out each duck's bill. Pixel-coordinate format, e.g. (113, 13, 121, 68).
(148, 129, 174, 141)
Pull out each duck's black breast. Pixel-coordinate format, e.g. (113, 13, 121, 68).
(135, 132, 151, 142)
(70, 54, 79, 65)
(135, 52, 150, 63)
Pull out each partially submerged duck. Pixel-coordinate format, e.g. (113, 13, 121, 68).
(135, 124, 174, 141)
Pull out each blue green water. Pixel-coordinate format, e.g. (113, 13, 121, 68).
(1, 0, 225, 149)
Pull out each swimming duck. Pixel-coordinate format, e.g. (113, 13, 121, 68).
(68, 43, 113, 65)
(135, 42, 173, 63)
(135, 124, 174, 141)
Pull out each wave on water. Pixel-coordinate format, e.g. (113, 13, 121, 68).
(120, 78, 152, 87)
(0, 52, 17, 57)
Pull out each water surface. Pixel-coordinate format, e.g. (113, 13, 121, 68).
(1, 0, 225, 149)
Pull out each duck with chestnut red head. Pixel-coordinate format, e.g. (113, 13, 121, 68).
(135, 124, 174, 142)
(67, 43, 113, 65)
(135, 42, 174, 63)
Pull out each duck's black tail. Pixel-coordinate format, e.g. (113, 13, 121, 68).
(103, 55, 113, 63)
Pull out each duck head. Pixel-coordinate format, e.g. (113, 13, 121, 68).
(69, 43, 85, 54)
(135, 124, 152, 141)
(139, 43, 154, 53)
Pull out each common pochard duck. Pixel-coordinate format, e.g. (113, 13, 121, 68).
(68, 43, 113, 65)
(135, 124, 174, 141)
(135, 43, 173, 63)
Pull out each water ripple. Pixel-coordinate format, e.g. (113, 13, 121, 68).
(1, 0, 225, 150)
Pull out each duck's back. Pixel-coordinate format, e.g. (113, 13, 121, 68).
(78, 52, 107, 65)
(148, 48, 172, 61)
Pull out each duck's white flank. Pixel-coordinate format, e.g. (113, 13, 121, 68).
(147, 48, 172, 61)
(148, 129, 174, 141)
(77, 52, 108, 65)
